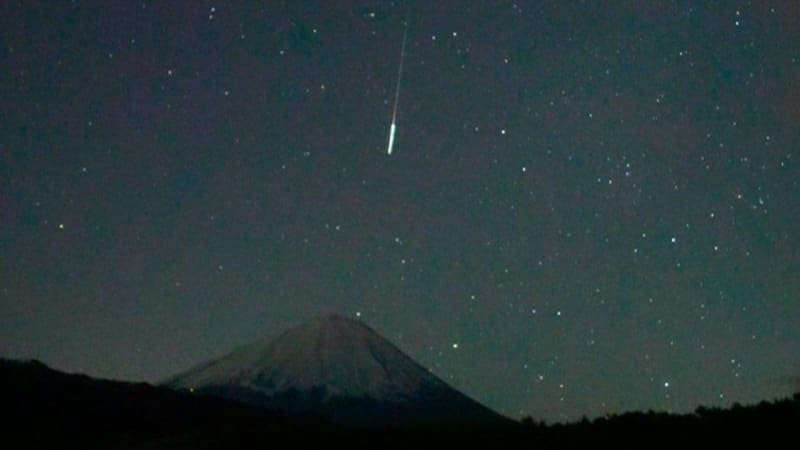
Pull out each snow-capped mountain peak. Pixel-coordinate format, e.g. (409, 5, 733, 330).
(165, 314, 507, 426)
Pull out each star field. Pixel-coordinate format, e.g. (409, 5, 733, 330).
(1, 1, 798, 421)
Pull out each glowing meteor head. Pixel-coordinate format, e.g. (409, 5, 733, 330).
(387, 122, 397, 155)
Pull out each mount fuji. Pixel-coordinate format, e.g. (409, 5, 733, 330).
(164, 314, 508, 427)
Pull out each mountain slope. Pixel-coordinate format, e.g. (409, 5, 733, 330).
(165, 314, 508, 426)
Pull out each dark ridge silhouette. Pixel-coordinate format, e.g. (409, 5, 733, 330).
(0, 358, 334, 449)
(2, 358, 798, 449)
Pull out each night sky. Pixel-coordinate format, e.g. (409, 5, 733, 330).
(2, 1, 799, 421)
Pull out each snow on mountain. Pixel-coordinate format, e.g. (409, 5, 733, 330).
(164, 314, 507, 426)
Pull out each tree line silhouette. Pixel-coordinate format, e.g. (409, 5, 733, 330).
(2, 358, 797, 449)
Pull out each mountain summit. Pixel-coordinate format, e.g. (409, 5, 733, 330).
(165, 314, 507, 426)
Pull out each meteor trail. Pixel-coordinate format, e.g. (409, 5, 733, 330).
(386, 21, 408, 155)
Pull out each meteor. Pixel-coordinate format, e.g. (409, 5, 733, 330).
(386, 21, 408, 155)
(387, 122, 397, 155)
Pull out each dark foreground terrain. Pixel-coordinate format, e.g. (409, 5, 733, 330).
(1, 358, 797, 449)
